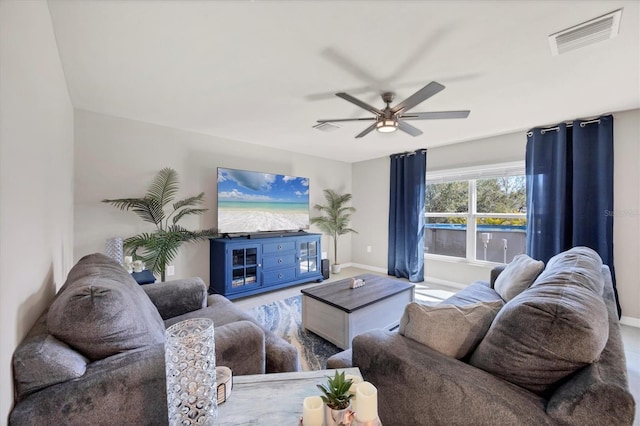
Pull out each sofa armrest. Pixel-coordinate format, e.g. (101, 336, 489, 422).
(10, 344, 169, 425)
(264, 331, 300, 373)
(142, 277, 207, 319)
(490, 265, 507, 288)
(214, 321, 266, 375)
(353, 330, 553, 426)
(546, 278, 636, 426)
(547, 361, 635, 426)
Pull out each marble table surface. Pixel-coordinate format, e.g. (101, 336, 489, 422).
(214, 368, 362, 425)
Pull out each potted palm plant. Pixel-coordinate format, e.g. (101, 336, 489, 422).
(317, 371, 354, 426)
(310, 189, 357, 274)
(102, 167, 218, 281)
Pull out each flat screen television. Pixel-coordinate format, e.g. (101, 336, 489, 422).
(217, 167, 310, 234)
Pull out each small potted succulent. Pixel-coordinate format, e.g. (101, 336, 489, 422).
(317, 371, 354, 426)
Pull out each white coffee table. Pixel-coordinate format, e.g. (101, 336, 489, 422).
(301, 274, 415, 349)
(214, 368, 361, 425)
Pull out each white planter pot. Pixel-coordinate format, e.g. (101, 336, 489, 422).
(331, 264, 342, 274)
(324, 404, 353, 426)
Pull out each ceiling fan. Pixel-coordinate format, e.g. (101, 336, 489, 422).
(316, 81, 470, 138)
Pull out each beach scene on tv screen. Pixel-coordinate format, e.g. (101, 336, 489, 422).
(217, 168, 310, 233)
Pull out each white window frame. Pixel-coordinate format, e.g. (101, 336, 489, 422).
(425, 161, 526, 265)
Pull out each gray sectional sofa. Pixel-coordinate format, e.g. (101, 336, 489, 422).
(10, 253, 299, 425)
(329, 247, 636, 425)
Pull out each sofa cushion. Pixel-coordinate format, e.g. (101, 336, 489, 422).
(13, 334, 88, 400)
(399, 300, 503, 359)
(533, 246, 605, 294)
(48, 253, 166, 361)
(469, 249, 609, 396)
(494, 254, 544, 301)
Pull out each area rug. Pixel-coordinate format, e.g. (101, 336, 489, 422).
(248, 295, 342, 371)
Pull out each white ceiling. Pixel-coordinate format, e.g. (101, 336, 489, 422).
(47, 0, 640, 163)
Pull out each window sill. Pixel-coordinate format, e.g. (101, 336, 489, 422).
(424, 253, 504, 268)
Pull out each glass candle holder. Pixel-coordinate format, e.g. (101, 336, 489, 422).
(105, 237, 124, 265)
(165, 318, 217, 425)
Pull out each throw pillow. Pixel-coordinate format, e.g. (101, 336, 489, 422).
(469, 281, 608, 396)
(398, 300, 503, 359)
(13, 334, 88, 401)
(494, 254, 544, 301)
(48, 253, 166, 361)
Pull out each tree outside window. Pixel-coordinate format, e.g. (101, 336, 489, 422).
(425, 170, 527, 264)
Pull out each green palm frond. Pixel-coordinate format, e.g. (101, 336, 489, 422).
(166, 225, 218, 241)
(124, 231, 181, 278)
(147, 167, 179, 208)
(172, 208, 208, 225)
(102, 197, 164, 226)
(104, 168, 219, 281)
(173, 193, 205, 211)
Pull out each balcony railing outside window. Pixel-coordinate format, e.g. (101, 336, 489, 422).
(425, 167, 526, 264)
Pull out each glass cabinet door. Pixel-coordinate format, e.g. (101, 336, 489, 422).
(230, 247, 259, 290)
(298, 241, 318, 274)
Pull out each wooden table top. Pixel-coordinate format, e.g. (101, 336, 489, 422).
(301, 274, 414, 313)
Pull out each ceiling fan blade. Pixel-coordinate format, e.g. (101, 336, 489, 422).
(317, 117, 376, 123)
(391, 81, 445, 114)
(336, 93, 383, 116)
(355, 123, 377, 138)
(401, 110, 470, 120)
(397, 120, 424, 137)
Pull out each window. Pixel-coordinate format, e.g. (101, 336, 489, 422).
(425, 163, 527, 264)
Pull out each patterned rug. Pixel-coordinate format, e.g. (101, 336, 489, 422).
(248, 295, 342, 371)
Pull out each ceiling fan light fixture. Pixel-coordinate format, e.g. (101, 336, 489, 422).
(376, 119, 398, 133)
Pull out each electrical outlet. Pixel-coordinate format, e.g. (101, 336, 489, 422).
(166, 265, 175, 276)
(367, 246, 372, 253)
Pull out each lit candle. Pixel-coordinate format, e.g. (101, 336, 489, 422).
(355, 381, 378, 422)
(302, 396, 324, 426)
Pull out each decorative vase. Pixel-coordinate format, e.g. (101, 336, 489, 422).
(165, 318, 217, 425)
(331, 264, 341, 274)
(324, 404, 353, 426)
(105, 237, 124, 265)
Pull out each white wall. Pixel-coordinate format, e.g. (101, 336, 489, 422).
(351, 156, 389, 271)
(0, 1, 74, 421)
(74, 110, 352, 284)
(613, 109, 640, 323)
(352, 111, 640, 322)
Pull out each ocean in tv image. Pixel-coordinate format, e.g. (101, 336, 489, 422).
(217, 168, 310, 233)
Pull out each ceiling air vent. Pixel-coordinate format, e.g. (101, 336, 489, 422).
(549, 8, 622, 56)
(313, 122, 342, 132)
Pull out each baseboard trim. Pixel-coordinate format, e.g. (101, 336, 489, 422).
(620, 316, 640, 328)
(349, 263, 387, 274)
(349, 263, 469, 290)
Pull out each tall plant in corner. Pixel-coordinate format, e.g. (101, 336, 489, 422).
(310, 189, 357, 274)
(103, 167, 218, 281)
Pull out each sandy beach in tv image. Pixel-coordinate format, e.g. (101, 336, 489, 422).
(217, 168, 310, 233)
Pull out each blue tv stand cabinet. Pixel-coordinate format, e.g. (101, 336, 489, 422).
(209, 233, 323, 299)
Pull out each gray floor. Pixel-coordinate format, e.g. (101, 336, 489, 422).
(231, 266, 640, 424)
